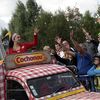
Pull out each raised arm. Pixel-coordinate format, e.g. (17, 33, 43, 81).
(70, 30, 85, 54)
(21, 28, 39, 49)
(82, 28, 92, 40)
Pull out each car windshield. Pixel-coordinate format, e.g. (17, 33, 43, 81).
(27, 71, 80, 98)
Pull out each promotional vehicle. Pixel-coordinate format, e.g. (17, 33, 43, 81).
(0, 51, 98, 100)
(0, 38, 100, 100)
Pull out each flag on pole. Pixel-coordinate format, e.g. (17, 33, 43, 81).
(2, 32, 12, 41)
(2, 32, 12, 51)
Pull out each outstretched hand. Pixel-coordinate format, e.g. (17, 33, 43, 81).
(82, 28, 89, 36)
(82, 28, 86, 33)
(34, 28, 39, 33)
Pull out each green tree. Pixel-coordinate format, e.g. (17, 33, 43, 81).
(96, 4, 100, 17)
(9, 0, 27, 41)
(26, 0, 41, 27)
(47, 11, 68, 47)
(82, 10, 97, 37)
(8, 1, 100, 50)
(35, 10, 53, 49)
(65, 7, 83, 42)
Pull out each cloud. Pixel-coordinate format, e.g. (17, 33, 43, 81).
(36, 0, 75, 12)
(0, 19, 8, 33)
(0, 0, 99, 19)
(0, 19, 7, 28)
(0, 0, 99, 31)
(0, 0, 27, 32)
(0, 0, 17, 17)
(0, 0, 27, 22)
(77, 0, 98, 13)
(36, 0, 99, 13)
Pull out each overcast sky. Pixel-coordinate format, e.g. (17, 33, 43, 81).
(0, 0, 100, 31)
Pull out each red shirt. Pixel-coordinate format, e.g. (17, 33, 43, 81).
(7, 34, 38, 54)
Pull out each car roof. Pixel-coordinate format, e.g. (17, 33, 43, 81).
(6, 64, 68, 82)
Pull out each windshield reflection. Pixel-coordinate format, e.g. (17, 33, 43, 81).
(27, 71, 80, 98)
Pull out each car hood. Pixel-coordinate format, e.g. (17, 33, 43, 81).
(60, 91, 100, 100)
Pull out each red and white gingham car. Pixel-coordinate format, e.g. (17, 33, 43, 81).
(4, 52, 100, 100)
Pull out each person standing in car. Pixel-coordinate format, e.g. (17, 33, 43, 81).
(7, 28, 39, 54)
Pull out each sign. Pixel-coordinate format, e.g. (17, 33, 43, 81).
(15, 53, 46, 65)
(5, 51, 51, 70)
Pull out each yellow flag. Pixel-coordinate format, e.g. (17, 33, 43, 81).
(4, 31, 12, 40)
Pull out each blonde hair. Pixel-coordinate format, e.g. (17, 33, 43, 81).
(43, 46, 50, 51)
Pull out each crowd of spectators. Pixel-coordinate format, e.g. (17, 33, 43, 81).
(43, 28, 100, 91)
(4, 27, 100, 91)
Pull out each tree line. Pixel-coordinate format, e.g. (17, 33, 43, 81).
(1, 0, 100, 49)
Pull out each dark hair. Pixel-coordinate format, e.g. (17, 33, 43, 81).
(9, 36, 14, 48)
(55, 43, 61, 47)
(94, 55, 100, 59)
(93, 55, 100, 62)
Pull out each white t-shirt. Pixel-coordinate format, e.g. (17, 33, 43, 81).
(59, 51, 65, 58)
(98, 43, 100, 54)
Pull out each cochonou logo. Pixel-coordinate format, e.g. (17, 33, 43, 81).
(15, 53, 46, 65)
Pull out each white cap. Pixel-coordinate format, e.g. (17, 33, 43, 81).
(12, 33, 17, 41)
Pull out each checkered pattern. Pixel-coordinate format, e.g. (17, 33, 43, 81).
(7, 64, 67, 82)
(61, 91, 100, 100)
(6, 64, 67, 100)
(0, 65, 6, 100)
(6, 64, 100, 100)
